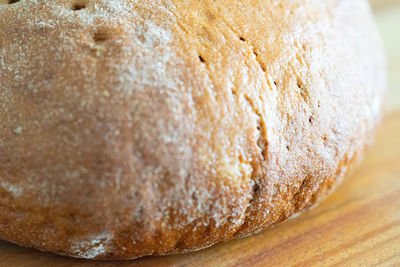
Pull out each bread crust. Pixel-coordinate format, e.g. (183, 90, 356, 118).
(0, 0, 386, 259)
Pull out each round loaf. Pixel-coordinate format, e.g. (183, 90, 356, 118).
(0, 0, 386, 259)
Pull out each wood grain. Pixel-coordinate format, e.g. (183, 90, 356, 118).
(0, 1, 399, 266)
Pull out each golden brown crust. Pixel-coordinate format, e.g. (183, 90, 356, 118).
(0, 0, 386, 259)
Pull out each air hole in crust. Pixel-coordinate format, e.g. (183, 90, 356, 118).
(199, 55, 205, 63)
(93, 31, 108, 43)
(72, 3, 86, 11)
(8, 0, 20, 4)
(239, 37, 245, 41)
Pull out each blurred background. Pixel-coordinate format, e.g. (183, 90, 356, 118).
(370, 0, 400, 113)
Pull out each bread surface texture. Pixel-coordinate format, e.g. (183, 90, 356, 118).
(0, 0, 386, 259)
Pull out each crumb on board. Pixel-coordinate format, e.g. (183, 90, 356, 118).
(13, 126, 22, 135)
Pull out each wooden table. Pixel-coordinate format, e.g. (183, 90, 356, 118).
(1, 1, 399, 266)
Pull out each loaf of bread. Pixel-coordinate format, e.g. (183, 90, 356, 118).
(0, 0, 386, 259)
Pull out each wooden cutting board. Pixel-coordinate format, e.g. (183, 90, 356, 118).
(1, 2, 399, 266)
